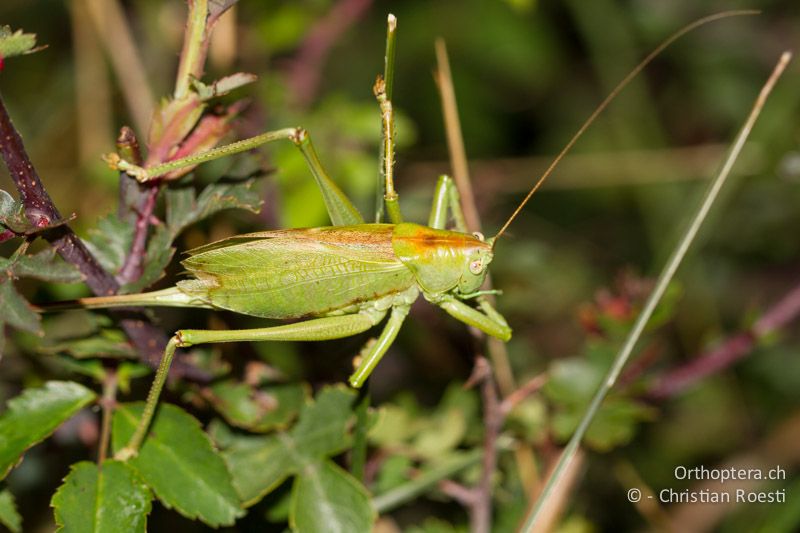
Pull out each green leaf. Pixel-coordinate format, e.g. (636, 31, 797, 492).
(219, 385, 356, 506)
(0, 281, 40, 334)
(373, 454, 413, 495)
(290, 460, 375, 533)
(165, 179, 262, 237)
(49, 357, 107, 382)
(0, 381, 96, 479)
(51, 460, 151, 533)
(193, 72, 257, 101)
(111, 403, 243, 527)
(0, 26, 38, 58)
(5, 249, 82, 283)
(551, 396, 656, 452)
(291, 386, 355, 457)
(0, 489, 21, 533)
(208, 381, 306, 432)
(84, 215, 134, 274)
(42, 329, 137, 359)
(369, 404, 415, 447)
(221, 434, 293, 506)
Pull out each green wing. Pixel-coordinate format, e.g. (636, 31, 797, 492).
(177, 225, 415, 318)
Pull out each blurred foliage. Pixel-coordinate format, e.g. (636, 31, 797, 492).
(1, 0, 800, 531)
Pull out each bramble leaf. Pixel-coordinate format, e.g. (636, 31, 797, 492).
(220, 433, 292, 506)
(0, 281, 40, 335)
(290, 385, 355, 457)
(111, 403, 243, 527)
(84, 215, 133, 274)
(0, 381, 96, 479)
(3, 249, 82, 283)
(165, 179, 262, 237)
(290, 460, 375, 533)
(51, 460, 152, 533)
(0, 489, 21, 533)
(41, 329, 137, 359)
(218, 386, 356, 506)
(208, 381, 306, 432)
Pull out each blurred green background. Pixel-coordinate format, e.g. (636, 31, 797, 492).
(2, 0, 800, 531)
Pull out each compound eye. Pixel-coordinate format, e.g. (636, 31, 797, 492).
(472, 231, 485, 242)
(469, 259, 483, 275)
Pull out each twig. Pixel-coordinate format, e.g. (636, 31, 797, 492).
(474, 357, 502, 533)
(97, 369, 118, 463)
(439, 479, 477, 507)
(117, 184, 159, 284)
(500, 373, 548, 416)
(649, 279, 800, 399)
(284, 0, 373, 108)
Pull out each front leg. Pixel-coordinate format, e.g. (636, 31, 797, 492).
(435, 295, 511, 342)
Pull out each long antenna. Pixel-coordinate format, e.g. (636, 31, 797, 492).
(492, 9, 759, 242)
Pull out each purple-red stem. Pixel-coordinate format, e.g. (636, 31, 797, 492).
(649, 280, 800, 399)
(472, 356, 500, 533)
(117, 184, 159, 284)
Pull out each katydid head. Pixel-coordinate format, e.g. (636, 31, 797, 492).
(457, 234, 493, 295)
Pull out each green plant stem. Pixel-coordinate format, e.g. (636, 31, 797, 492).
(98, 369, 118, 464)
(373, 448, 479, 513)
(373, 436, 513, 513)
(174, 0, 209, 100)
(520, 51, 791, 532)
(350, 386, 370, 482)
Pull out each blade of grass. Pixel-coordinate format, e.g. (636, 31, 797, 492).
(520, 50, 792, 532)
